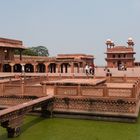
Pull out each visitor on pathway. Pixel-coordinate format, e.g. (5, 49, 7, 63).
(89, 64, 95, 75)
(85, 64, 89, 75)
(106, 69, 112, 76)
(104, 67, 112, 76)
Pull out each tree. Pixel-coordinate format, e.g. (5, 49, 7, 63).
(31, 46, 49, 56)
(14, 46, 49, 56)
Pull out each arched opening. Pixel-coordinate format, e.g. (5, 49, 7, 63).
(25, 64, 34, 72)
(60, 63, 70, 73)
(48, 63, 56, 73)
(3, 64, 11, 72)
(37, 63, 46, 73)
(14, 64, 22, 72)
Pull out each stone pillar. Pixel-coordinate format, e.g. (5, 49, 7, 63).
(71, 63, 74, 73)
(57, 64, 61, 73)
(82, 63, 86, 73)
(33, 64, 37, 73)
(45, 63, 49, 73)
(10, 63, 14, 73)
(77, 63, 80, 73)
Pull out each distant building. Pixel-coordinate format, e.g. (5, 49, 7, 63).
(0, 37, 94, 73)
(105, 38, 135, 69)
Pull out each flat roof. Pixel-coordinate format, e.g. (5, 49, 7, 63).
(42, 78, 106, 86)
(0, 37, 25, 49)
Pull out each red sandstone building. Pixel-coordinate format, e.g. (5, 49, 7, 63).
(105, 38, 135, 69)
(0, 37, 94, 73)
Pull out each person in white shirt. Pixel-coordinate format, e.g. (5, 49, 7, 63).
(85, 64, 89, 75)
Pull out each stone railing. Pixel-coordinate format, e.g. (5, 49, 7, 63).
(0, 83, 45, 97)
(54, 85, 136, 99)
(107, 47, 134, 52)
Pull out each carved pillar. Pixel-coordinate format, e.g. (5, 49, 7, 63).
(77, 63, 80, 73)
(71, 62, 74, 73)
(57, 64, 61, 73)
(33, 64, 37, 73)
(10, 63, 14, 73)
(45, 63, 49, 73)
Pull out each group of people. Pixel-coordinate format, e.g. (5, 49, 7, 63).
(85, 64, 95, 75)
(118, 64, 127, 71)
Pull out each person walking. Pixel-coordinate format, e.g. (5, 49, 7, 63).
(85, 64, 89, 75)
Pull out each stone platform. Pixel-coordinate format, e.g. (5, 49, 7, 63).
(42, 78, 106, 86)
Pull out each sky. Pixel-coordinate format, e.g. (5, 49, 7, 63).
(0, 0, 140, 65)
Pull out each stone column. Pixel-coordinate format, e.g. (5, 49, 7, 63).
(45, 63, 49, 73)
(10, 63, 14, 73)
(33, 64, 37, 73)
(77, 63, 80, 73)
(71, 62, 74, 73)
(57, 64, 61, 73)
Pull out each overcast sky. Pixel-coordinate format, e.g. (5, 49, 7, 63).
(0, 0, 140, 65)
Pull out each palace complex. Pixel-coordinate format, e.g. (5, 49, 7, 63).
(0, 37, 94, 73)
(0, 37, 139, 74)
(105, 38, 136, 69)
(1, 37, 140, 138)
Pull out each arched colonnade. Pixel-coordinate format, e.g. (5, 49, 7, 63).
(2, 62, 84, 73)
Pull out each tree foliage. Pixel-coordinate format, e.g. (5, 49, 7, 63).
(15, 46, 49, 56)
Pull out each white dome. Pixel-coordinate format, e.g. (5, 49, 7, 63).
(106, 39, 111, 42)
(128, 37, 133, 41)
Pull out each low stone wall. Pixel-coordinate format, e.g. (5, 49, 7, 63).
(53, 97, 137, 116)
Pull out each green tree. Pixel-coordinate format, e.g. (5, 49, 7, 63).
(15, 46, 49, 56)
(31, 46, 49, 56)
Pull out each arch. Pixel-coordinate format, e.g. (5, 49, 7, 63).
(48, 63, 56, 73)
(3, 64, 11, 72)
(60, 63, 70, 73)
(25, 64, 34, 73)
(14, 64, 22, 72)
(37, 63, 46, 73)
